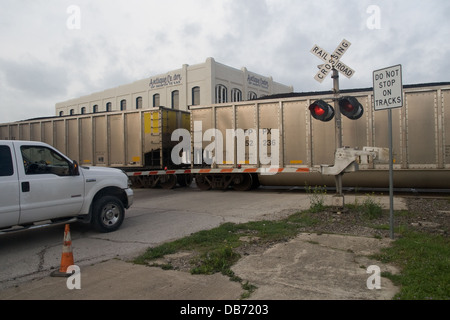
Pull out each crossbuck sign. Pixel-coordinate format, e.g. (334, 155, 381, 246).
(310, 39, 355, 83)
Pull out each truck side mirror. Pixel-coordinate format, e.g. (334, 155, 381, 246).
(70, 161, 80, 176)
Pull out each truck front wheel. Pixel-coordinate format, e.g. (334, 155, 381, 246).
(92, 196, 125, 233)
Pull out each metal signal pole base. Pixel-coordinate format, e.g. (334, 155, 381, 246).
(333, 173, 345, 212)
(332, 194, 345, 213)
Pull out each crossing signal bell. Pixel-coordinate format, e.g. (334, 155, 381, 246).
(309, 97, 364, 122)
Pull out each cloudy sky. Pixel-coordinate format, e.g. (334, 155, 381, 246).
(1, 0, 449, 122)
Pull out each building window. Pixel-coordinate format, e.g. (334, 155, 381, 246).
(59, 111, 64, 117)
(70, 109, 75, 115)
(120, 100, 127, 111)
(171, 90, 179, 109)
(248, 91, 257, 100)
(231, 88, 242, 103)
(81, 107, 86, 114)
(192, 86, 200, 106)
(153, 94, 160, 108)
(106, 102, 112, 112)
(136, 97, 143, 109)
(215, 85, 228, 103)
(93, 105, 98, 113)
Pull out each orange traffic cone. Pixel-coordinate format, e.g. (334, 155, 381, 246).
(51, 224, 75, 277)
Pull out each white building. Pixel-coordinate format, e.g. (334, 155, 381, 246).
(55, 57, 293, 116)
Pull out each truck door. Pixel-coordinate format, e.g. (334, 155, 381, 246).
(0, 143, 20, 229)
(17, 144, 85, 224)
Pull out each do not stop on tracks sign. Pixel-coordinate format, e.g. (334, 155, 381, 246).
(372, 64, 403, 240)
(373, 64, 403, 111)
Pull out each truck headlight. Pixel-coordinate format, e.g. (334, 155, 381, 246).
(121, 170, 133, 188)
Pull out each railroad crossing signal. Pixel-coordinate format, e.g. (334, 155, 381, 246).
(309, 97, 364, 122)
(309, 38, 360, 204)
(309, 100, 335, 122)
(309, 39, 361, 122)
(310, 39, 355, 83)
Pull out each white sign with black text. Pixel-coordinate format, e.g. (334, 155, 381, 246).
(373, 65, 403, 111)
(310, 39, 355, 83)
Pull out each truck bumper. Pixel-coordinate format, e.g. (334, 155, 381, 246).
(125, 188, 134, 209)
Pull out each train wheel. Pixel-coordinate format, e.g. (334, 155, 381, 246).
(160, 175, 177, 189)
(232, 173, 253, 191)
(195, 175, 211, 191)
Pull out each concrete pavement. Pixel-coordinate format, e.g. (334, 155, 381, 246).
(0, 232, 399, 301)
(0, 193, 406, 302)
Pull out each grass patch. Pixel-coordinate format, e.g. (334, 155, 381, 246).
(372, 230, 450, 300)
(347, 193, 384, 220)
(305, 185, 327, 213)
(361, 195, 383, 219)
(133, 215, 317, 268)
(191, 245, 240, 275)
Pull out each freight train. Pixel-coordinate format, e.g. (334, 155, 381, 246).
(1, 82, 449, 190)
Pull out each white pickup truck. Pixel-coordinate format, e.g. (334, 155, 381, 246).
(0, 140, 133, 233)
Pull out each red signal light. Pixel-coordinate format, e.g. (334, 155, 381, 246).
(309, 100, 335, 122)
(314, 106, 326, 116)
(338, 96, 364, 120)
(341, 101, 354, 112)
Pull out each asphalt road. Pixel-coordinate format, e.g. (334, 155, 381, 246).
(0, 185, 312, 291)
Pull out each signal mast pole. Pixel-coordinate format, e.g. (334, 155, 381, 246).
(332, 68, 344, 204)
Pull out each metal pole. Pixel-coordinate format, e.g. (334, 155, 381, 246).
(388, 109, 395, 239)
(332, 68, 343, 197)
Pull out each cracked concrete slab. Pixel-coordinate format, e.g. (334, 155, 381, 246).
(0, 259, 243, 300)
(232, 233, 400, 300)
